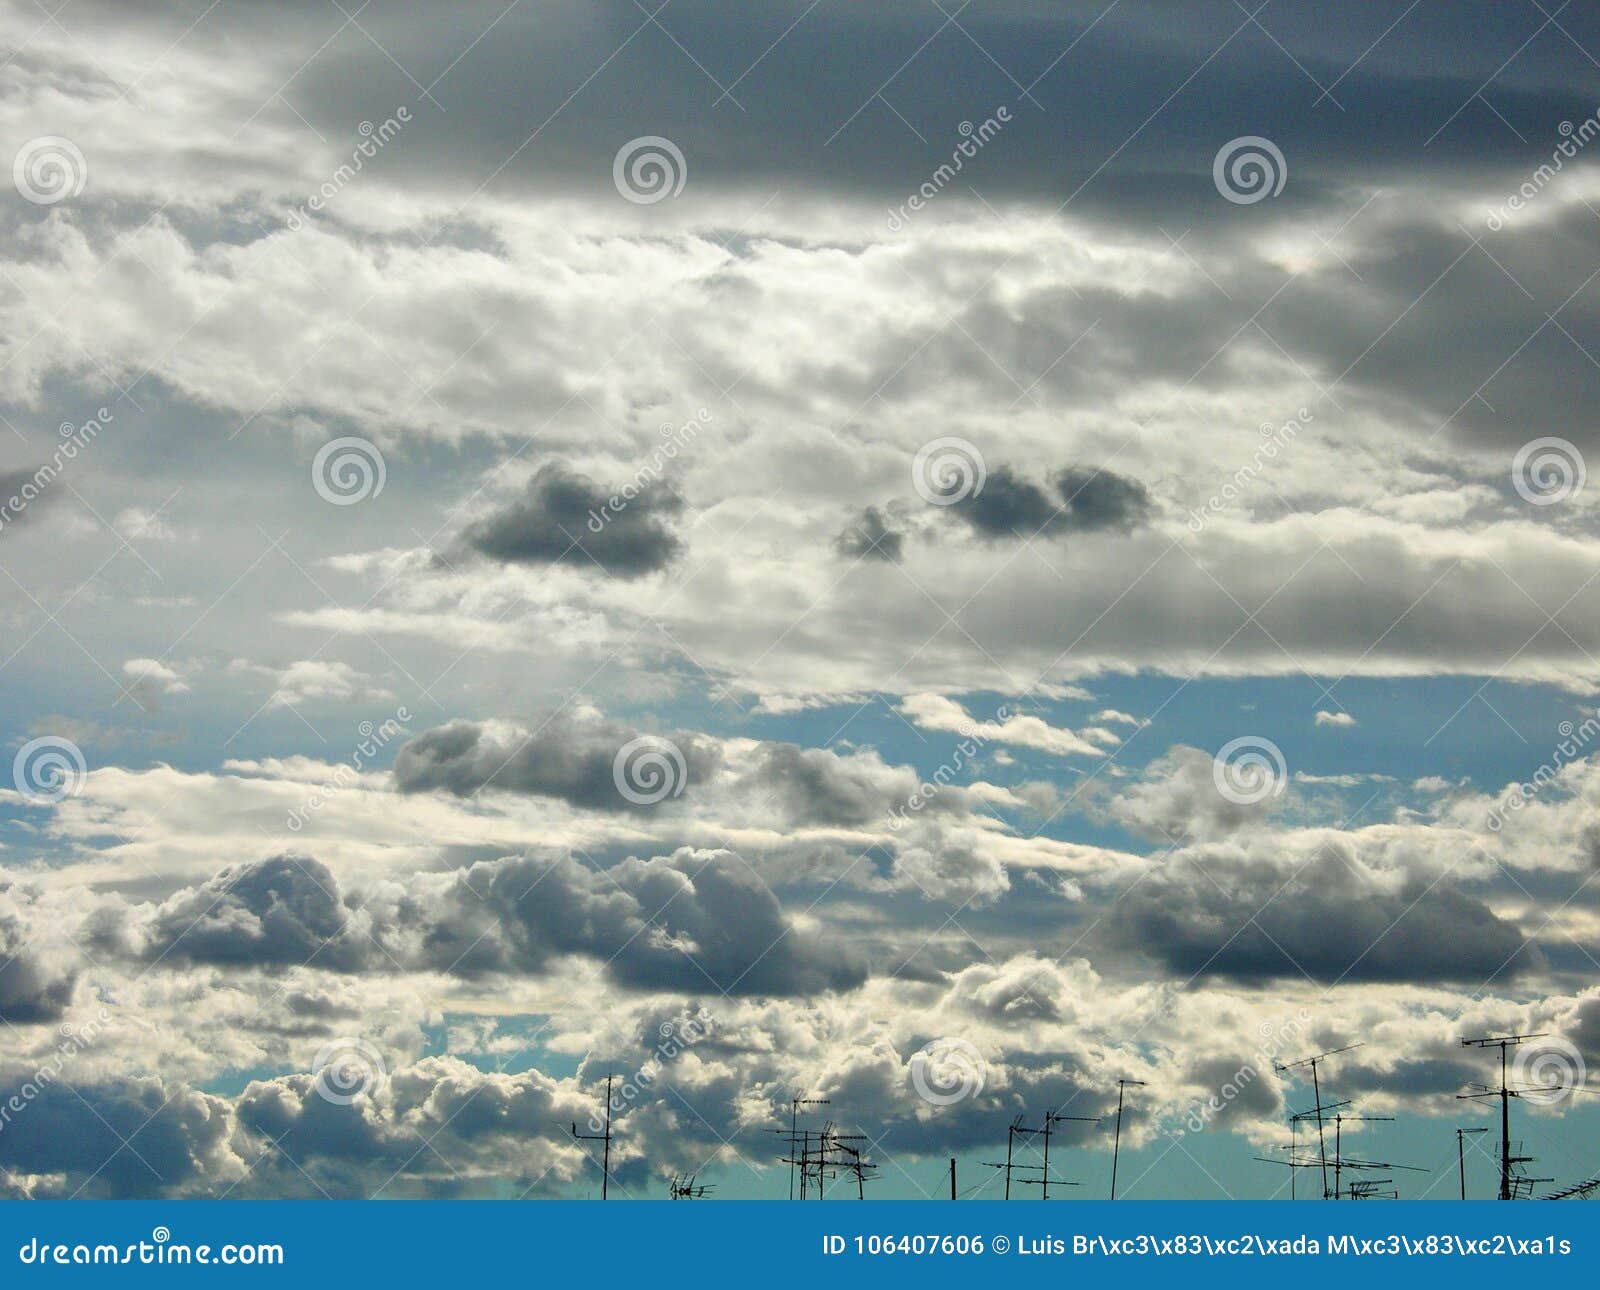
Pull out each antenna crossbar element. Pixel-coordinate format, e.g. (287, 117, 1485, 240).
(1274, 1044, 1363, 1198)
(1457, 1034, 1586, 1200)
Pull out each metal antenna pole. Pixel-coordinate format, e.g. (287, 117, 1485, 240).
(569, 1073, 615, 1199)
(1110, 1079, 1145, 1200)
(786, 1096, 829, 1201)
(1459, 1035, 1563, 1200)
(1044, 1110, 1100, 1200)
(1457, 1127, 1488, 1200)
(1275, 1044, 1362, 1200)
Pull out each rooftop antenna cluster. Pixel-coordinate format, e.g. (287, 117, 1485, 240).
(1459, 1034, 1564, 1200)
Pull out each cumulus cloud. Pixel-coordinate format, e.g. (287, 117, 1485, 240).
(130, 850, 866, 998)
(834, 506, 904, 562)
(952, 464, 1153, 542)
(460, 461, 684, 578)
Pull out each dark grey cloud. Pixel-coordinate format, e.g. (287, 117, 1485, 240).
(0, 908, 75, 1023)
(734, 742, 899, 828)
(394, 714, 720, 812)
(460, 461, 684, 578)
(835, 505, 904, 561)
(0, 1077, 233, 1198)
(123, 850, 865, 998)
(141, 855, 367, 972)
(403, 849, 867, 995)
(955, 464, 1152, 541)
(1106, 846, 1538, 984)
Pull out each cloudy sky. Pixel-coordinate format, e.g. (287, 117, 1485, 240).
(3, 0, 1600, 1201)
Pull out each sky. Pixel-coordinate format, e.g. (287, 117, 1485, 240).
(2, 0, 1600, 1201)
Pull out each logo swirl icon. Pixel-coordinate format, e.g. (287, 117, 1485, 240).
(312, 437, 387, 506)
(1512, 437, 1585, 506)
(311, 1037, 386, 1104)
(1212, 736, 1287, 805)
(13, 136, 87, 205)
(1212, 136, 1287, 204)
(913, 437, 986, 506)
(909, 1037, 987, 1106)
(613, 735, 688, 805)
(1512, 1036, 1585, 1106)
(612, 136, 687, 205)
(12, 736, 88, 804)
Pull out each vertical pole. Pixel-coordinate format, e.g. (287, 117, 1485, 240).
(1310, 1059, 1330, 1200)
(1041, 1118, 1051, 1201)
(1332, 1116, 1341, 1201)
(950, 1157, 957, 1200)
(1111, 1083, 1126, 1201)
(600, 1074, 613, 1201)
(1004, 1127, 1014, 1201)
(1458, 1130, 1467, 1201)
(1499, 1043, 1511, 1202)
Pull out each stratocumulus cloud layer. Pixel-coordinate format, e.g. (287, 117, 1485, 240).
(2, 0, 1600, 1200)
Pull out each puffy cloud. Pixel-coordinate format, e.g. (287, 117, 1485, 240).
(0, 900, 76, 1023)
(951, 464, 1153, 542)
(1104, 843, 1537, 985)
(129, 850, 866, 998)
(460, 461, 684, 578)
(834, 506, 904, 562)
(394, 713, 720, 812)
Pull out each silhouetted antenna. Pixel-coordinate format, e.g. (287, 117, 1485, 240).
(1275, 1044, 1363, 1199)
(780, 1119, 873, 1200)
(570, 1073, 614, 1200)
(1110, 1079, 1145, 1200)
(782, 1094, 829, 1200)
(986, 1110, 1094, 1198)
(1043, 1109, 1100, 1200)
(669, 1172, 713, 1199)
(1457, 1126, 1489, 1200)
(1327, 1114, 1425, 1199)
(1543, 1174, 1600, 1200)
(1459, 1034, 1573, 1200)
